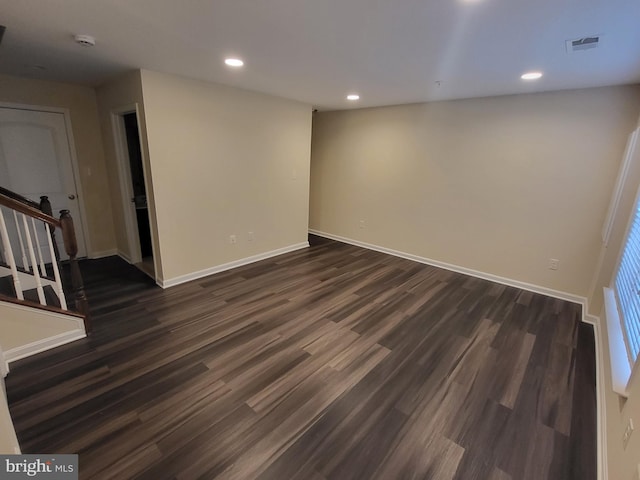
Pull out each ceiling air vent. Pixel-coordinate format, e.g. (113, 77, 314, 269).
(566, 36, 601, 53)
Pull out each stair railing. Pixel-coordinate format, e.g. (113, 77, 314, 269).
(0, 190, 90, 333)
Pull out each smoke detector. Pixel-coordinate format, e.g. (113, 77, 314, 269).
(74, 34, 96, 47)
(566, 35, 601, 53)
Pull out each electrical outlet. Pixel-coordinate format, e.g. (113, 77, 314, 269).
(229, 234, 237, 244)
(623, 418, 634, 450)
(248, 231, 254, 242)
(548, 258, 560, 270)
(359, 220, 365, 229)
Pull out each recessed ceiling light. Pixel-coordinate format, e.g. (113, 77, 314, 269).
(225, 58, 244, 67)
(521, 71, 543, 80)
(346, 94, 360, 101)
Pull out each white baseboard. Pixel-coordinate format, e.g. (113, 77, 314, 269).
(88, 249, 118, 260)
(310, 228, 606, 478)
(309, 229, 587, 306)
(590, 317, 608, 480)
(4, 329, 86, 364)
(159, 242, 310, 289)
(117, 250, 135, 265)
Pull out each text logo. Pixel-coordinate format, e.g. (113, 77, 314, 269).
(0, 455, 78, 479)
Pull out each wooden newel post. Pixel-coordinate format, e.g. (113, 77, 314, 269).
(60, 210, 91, 334)
(39, 196, 61, 261)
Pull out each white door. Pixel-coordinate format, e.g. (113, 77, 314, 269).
(0, 107, 87, 262)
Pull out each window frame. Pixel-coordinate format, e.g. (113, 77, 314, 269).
(605, 179, 640, 397)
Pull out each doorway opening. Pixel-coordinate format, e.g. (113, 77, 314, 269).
(113, 108, 154, 278)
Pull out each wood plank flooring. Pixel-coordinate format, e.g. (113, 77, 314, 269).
(5, 235, 596, 480)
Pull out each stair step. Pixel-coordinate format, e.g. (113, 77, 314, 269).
(22, 285, 61, 308)
(0, 274, 66, 308)
(0, 265, 79, 314)
(0, 260, 57, 282)
(0, 274, 15, 297)
(0, 265, 58, 289)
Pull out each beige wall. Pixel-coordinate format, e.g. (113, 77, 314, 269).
(310, 86, 640, 297)
(0, 74, 116, 255)
(0, 302, 84, 353)
(139, 70, 312, 283)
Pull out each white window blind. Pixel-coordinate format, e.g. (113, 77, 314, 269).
(614, 197, 640, 363)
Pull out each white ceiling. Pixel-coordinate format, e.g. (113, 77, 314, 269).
(0, 0, 639, 110)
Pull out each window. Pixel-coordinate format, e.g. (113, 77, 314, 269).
(614, 196, 640, 364)
(605, 178, 640, 397)
(603, 127, 640, 397)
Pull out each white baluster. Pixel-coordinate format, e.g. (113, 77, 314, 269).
(31, 218, 47, 278)
(20, 213, 46, 305)
(0, 209, 24, 300)
(45, 223, 67, 310)
(12, 210, 29, 271)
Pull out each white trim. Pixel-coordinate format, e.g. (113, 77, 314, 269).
(0, 102, 91, 258)
(160, 242, 310, 288)
(117, 249, 134, 264)
(583, 314, 600, 326)
(309, 229, 587, 306)
(590, 316, 608, 480)
(88, 249, 118, 259)
(111, 105, 144, 265)
(4, 329, 86, 364)
(60, 106, 92, 258)
(602, 128, 639, 246)
(0, 101, 71, 115)
(133, 108, 159, 281)
(602, 287, 636, 397)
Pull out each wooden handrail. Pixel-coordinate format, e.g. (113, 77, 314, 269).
(0, 192, 60, 227)
(0, 187, 91, 334)
(0, 186, 40, 209)
(39, 196, 61, 262)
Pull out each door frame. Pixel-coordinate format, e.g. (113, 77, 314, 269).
(0, 102, 91, 258)
(111, 104, 153, 267)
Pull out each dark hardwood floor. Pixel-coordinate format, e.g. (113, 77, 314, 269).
(5, 235, 596, 480)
